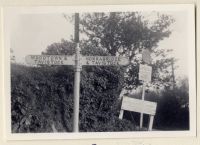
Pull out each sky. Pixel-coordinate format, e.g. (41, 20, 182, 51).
(10, 13, 74, 60)
(9, 11, 189, 78)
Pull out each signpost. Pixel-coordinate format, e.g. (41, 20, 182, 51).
(139, 49, 153, 129)
(25, 13, 129, 132)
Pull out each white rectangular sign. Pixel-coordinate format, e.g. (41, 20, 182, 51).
(121, 96, 157, 115)
(25, 55, 75, 65)
(25, 55, 129, 66)
(81, 56, 129, 66)
(139, 64, 152, 82)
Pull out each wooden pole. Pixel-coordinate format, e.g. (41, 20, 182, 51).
(140, 82, 145, 128)
(73, 13, 81, 132)
(148, 115, 154, 131)
(171, 58, 175, 90)
(119, 109, 124, 119)
(74, 13, 79, 43)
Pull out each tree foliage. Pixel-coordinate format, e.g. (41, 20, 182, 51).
(80, 12, 175, 89)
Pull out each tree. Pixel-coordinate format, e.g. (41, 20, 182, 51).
(80, 12, 175, 89)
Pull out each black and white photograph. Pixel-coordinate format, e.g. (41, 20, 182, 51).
(3, 5, 196, 139)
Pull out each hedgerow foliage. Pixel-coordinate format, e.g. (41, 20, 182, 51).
(11, 41, 136, 132)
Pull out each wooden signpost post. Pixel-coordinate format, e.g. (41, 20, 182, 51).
(25, 13, 129, 132)
(139, 49, 152, 129)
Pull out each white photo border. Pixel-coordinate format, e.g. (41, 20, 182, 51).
(2, 4, 196, 140)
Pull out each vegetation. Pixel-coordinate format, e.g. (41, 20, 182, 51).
(11, 12, 189, 132)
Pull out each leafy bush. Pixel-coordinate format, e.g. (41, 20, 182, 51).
(11, 64, 75, 132)
(154, 88, 189, 130)
(11, 56, 135, 132)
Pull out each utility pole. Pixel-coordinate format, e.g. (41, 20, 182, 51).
(73, 13, 81, 132)
(171, 58, 175, 90)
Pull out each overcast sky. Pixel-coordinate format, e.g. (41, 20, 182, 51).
(8, 10, 189, 78)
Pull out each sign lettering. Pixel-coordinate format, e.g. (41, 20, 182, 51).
(82, 56, 129, 66)
(25, 55, 75, 65)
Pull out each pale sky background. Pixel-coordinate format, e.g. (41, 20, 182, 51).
(9, 11, 189, 78)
